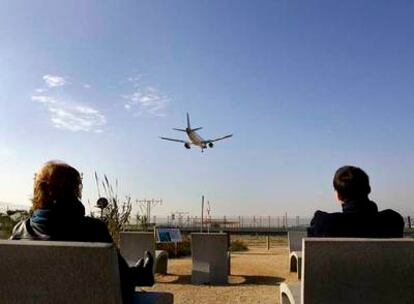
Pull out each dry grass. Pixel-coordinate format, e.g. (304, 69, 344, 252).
(143, 236, 299, 304)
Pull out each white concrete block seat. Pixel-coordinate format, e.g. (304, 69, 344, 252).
(120, 232, 156, 267)
(191, 233, 229, 285)
(280, 282, 301, 304)
(0, 240, 173, 304)
(287, 231, 307, 279)
(155, 249, 169, 274)
(289, 251, 302, 279)
(280, 238, 414, 304)
(120, 232, 169, 274)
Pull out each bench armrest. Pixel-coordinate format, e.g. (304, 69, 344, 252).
(280, 282, 301, 304)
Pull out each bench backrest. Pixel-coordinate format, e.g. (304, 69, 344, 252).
(120, 232, 155, 266)
(288, 231, 307, 252)
(0, 240, 122, 304)
(302, 238, 414, 304)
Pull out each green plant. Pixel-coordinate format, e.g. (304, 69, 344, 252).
(95, 173, 132, 246)
(229, 239, 248, 252)
(156, 234, 192, 257)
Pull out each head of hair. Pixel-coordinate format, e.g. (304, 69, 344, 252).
(32, 161, 82, 210)
(333, 166, 371, 201)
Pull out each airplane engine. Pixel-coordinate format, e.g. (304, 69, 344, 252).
(208, 142, 214, 148)
(184, 143, 191, 149)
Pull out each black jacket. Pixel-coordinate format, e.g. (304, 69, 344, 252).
(307, 199, 404, 238)
(10, 201, 135, 304)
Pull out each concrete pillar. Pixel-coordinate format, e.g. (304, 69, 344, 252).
(191, 233, 229, 285)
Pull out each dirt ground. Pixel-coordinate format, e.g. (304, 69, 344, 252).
(142, 236, 299, 304)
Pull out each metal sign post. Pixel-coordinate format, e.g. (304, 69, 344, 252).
(201, 195, 204, 233)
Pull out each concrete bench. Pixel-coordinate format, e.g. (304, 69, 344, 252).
(120, 232, 169, 274)
(0, 240, 173, 304)
(120, 232, 156, 267)
(280, 238, 414, 304)
(155, 250, 168, 274)
(191, 233, 229, 285)
(287, 231, 307, 279)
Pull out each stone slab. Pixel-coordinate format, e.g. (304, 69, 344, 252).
(120, 232, 156, 268)
(280, 281, 301, 304)
(191, 233, 229, 285)
(287, 231, 307, 253)
(155, 250, 168, 274)
(0, 240, 123, 304)
(281, 238, 414, 304)
(289, 251, 302, 279)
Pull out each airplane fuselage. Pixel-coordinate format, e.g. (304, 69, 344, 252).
(187, 130, 205, 147)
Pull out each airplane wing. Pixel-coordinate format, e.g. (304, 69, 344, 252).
(204, 134, 233, 143)
(160, 137, 191, 144)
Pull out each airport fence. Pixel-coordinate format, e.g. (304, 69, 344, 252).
(129, 215, 414, 230)
(141, 215, 312, 229)
(2, 201, 413, 231)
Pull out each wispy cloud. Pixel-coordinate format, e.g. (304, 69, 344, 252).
(126, 75, 144, 88)
(31, 95, 57, 104)
(32, 76, 106, 132)
(43, 74, 68, 88)
(83, 84, 91, 89)
(48, 104, 106, 132)
(123, 86, 169, 117)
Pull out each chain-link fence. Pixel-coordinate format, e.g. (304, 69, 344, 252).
(129, 215, 414, 230)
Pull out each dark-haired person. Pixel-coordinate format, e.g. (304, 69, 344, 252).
(10, 160, 154, 304)
(308, 165, 404, 237)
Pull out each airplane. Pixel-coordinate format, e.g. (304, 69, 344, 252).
(160, 113, 233, 152)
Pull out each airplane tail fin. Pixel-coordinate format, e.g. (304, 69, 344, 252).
(173, 128, 187, 132)
(186, 113, 203, 132)
(187, 112, 191, 129)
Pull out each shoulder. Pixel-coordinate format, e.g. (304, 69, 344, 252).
(312, 210, 328, 219)
(308, 210, 346, 237)
(311, 210, 343, 223)
(377, 209, 404, 237)
(377, 209, 404, 227)
(379, 209, 403, 220)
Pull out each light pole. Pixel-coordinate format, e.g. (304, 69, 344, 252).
(96, 197, 109, 219)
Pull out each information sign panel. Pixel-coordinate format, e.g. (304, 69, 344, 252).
(156, 228, 182, 243)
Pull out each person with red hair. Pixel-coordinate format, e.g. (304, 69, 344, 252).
(11, 160, 154, 303)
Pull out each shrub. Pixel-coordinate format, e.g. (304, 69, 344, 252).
(156, 234, 191, 257)
(95, 173, 132, 247)
(229, 239, 248, 252)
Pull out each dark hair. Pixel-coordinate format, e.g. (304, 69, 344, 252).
(333, 166, 371, 201)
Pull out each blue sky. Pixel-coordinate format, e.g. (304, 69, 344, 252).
(1, 0, 413, 217)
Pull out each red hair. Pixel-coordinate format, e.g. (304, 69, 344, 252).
(32, 161, 82, 210)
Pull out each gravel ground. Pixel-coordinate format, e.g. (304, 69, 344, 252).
(142, 237, 299, 304)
